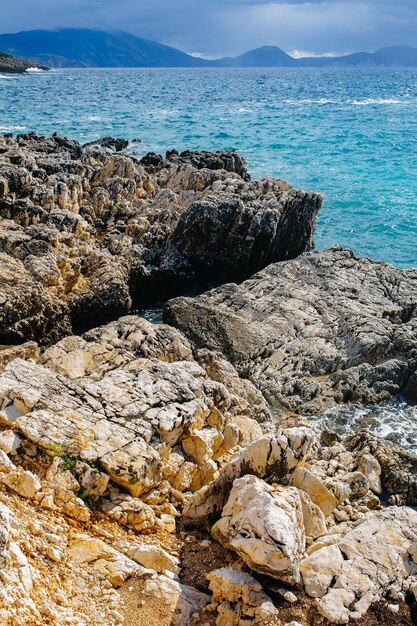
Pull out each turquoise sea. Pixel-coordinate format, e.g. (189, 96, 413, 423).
(1, 67, 417, 267)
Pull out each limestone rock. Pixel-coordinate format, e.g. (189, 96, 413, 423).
(74, 461, 109, 497)
(0, 316, 279, 524)
(45, 457, 80, 492)
(0, 133, 321, 344)
(357, 453, 382, 495)
(100, 439, 163, 497)
(300, 507, 417, 623)
(292, 467, 339, 517)
(127, 543, 180, 574)
(212, 475, 305, 584)
(299, 491, 327, 540)
(101, 491, 157, 532)
(1, 466, 41, 499)
(184, 429, 314, 520)
(165, 248, 417, 413)
(68, 535, 139, 587)
(138, 573, 210, 626)
(171, 179, 322, 282)
(348, 430, 417, 505)
(0, 429, 22, 454)
(207, 567, 278, 625)
(0, 342, 40, 374)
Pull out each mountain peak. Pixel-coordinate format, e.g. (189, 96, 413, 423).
(1, 28, 417, 68)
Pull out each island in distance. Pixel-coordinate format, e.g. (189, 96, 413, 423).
(1, 28, 417, 68)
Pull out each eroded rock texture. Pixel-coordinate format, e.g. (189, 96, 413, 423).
(166, 248, 417, 414)
(0, 133, 321, 344)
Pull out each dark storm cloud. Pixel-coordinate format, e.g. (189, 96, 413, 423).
(2, 0, 417, 56)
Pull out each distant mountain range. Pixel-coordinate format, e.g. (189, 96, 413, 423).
(1, 28, 417, 69)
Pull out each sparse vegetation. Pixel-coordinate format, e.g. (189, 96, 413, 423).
(48, 444, 104, 473)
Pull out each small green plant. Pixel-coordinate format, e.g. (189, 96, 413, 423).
(48, 444, 104, 474)
(94, 395, 105, 404)
(49, 443, 64, 457)
(115, 201, 125, 213)
(61, 455, 78, 472)
(76, 488, 99, 503)
(76, 487, 89, 501)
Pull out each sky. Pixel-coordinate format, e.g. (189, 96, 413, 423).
(2, 0, 417, 58)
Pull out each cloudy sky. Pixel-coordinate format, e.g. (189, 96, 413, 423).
(2, 0, 417, 57)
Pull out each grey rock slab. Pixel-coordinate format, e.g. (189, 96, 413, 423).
(165, 248, 417, 413)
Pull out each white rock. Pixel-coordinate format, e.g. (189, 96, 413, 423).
(46, 457, 80, 492)
(300, 544, 344, 598)
(301, 507, 417, 623)
(140, 574, 210, 626)
(1, 466, 41, 499)
(207, 567, 278, 625)
(299, 490, 327, 540)
(292, 467, 338, 517)
(0, 430, 22, 454)
(358, 454, 382, 495)
(212, 475, 305, 585)
(127, 543, 180, 574)
(68, 534, 139, 587)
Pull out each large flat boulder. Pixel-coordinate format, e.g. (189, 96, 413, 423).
(0, 316, 271, 516)
(165, 248, 417, 413)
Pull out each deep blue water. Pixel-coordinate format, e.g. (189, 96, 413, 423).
(1, 67, 417, 266)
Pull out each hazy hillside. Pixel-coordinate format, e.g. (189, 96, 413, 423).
(213, 45, 297, 67)
(215, 44, 417, 67)
(0, 28, 208, 68)
(1, 29, 417, 68)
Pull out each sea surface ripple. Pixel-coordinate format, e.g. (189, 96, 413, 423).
(1, 67, 417, 267)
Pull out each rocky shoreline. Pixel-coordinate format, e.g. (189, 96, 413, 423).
(0, 133, 416, 626)
(0, 53, 48, 73)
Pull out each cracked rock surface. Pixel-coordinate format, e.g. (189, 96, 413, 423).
(165, 247, 417, 414)
(0, 133, 321, 344)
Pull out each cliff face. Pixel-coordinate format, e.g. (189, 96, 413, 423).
(0, 51, 49, 73)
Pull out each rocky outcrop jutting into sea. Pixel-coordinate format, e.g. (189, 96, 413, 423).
(165, 247, 417, 413)
(0, 52, 48, 73)
(0, 133, 322, 344)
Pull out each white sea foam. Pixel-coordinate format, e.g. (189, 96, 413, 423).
(0, 125, 27, 132)
(25, 67, 45, 73)
(307, 399, 417, 451)
(86, 116, 108, 122)
(352, 98, 403, 105)
(283, 98, 335, 105)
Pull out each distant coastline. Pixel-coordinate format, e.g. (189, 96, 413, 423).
(1, 28, 417, 69)
(0, 50, 49, 73)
